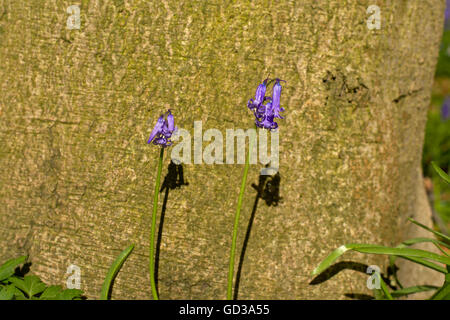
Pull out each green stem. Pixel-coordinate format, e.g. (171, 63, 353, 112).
(227, 131, 253, 300)
(150, 147, 164, 300)
(378, 273, 393, 300)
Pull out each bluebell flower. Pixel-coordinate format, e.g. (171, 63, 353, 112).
(247, 79, 270, 111)
(148, 110, 177, 147)
(442, 96, 450, 121)
(446, 0, 450, 22)
(255, 102, 278, 130)
(248, 78, 285, 130)
(271, 78, 285, 119)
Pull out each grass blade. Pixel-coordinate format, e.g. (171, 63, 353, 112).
(353, 246, 450, 265)
(430, 282, 450, 300)
(408, 218, 450, 243)
(312, 244, 389, 276)
(390, 285, 438, 298)
(432, 161, 450, 184)
(312, 243, 449, 277)
(397, 255, 448, 273)
(402, 237, 449, 256)
(100, 244, 134, 300)
(378, 274, 393, 300)
(389, 237, 450, 288)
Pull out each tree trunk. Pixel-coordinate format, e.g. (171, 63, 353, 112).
(0, 0, 445, 299)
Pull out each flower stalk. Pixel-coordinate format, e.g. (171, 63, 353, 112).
(227, 78, 285, 299)
(227, 133, 253, 300)
(147, 109, 177, 300)
(149, 147, 164, 300)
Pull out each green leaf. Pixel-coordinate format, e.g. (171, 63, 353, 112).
(391, 285, 438, 298)
(39, 285, 63, 300)
(100, 244, 135, 300)
(408, 218, 450, 243)
(373, 289, 385, 300)
(430, 282, 450, 300)
(389, 237, 450, 288)
(378, 273, 393, 300)
(40, 285, 83, 300)
(0, 256, 27, 282)
(38, 285, 83, 300)
(312, 243, 450, 276)
(13, 287, 27, 300)
(311, 244, 367, 276)
(353, 246, 450, 266)
(8, 277, 25, 293)
(432, 161, 450, 184)
(0, 285, 16, 300)
(398, 255, 448, 273)
(58, 289, 83, 300)
(9, 275, 46, 298)
(402, 237, 450, 256)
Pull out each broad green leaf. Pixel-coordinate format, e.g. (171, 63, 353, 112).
(58, 289, 83, 300)
(24, 275, 47, 297)
(8, 277, 25, 293)
(9, 275, 46, 298)
(13, 287, 27, 300)
(391, 285, 438, 298)
(39, 285, 83, 300)
(100, 244, 134, 300)
(432, 161, 450, 184)
(0, 285, 16, 300)
(408, 218, 450, 243)
(0, 256, 27, 282)
(39, 285, 63, 300)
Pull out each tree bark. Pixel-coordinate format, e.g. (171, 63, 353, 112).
(0, 0, 445, 299)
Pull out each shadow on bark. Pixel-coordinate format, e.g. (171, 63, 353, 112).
(233, 169, 282, 300)
(309, 260, 395, 300)
(154, 160, 189, 296)
(309, 261, 369, 285)
(344, 293, 374, 300)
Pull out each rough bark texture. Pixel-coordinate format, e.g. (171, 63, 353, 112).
(0, 0, 445, 299)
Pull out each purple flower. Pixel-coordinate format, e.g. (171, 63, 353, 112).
(255, 102, 278, 130)
(271, 78, 285, 119)
(446, 0, 450, 29)
(247, 79, 270, 111)
(248, 78, 286, 130)
(148, 110, 177, 147)
(446, 0, 450, 20)
(442, 96, 450, 121)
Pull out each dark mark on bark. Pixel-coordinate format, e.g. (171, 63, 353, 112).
(322, 70, 369, 107)
(393, 88, 423, 104)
